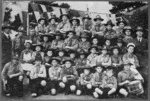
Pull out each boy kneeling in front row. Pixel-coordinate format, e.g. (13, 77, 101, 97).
(59, 58, 78, 95)
(1, 55, 24, 97)
(117, 62, 144, 98)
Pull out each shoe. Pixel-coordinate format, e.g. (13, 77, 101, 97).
(31, 93, 37, 97)
(17, 92, 23, 97)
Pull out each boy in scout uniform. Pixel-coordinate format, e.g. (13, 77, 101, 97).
(100, 67, 117, 98)
(46, 57, 62, 95)
(35, 17, 47, 35)
(56, 49, 67, 65)
(60, 58, 78, 95)
(51, 31, 64, 50)
(92, 65, 105, 98)
(117, 62, 144, 97)
(32, 44, 44, 61)
(76, 66, 94, 96)
(29, 55, 47, 97)
(1, 55, 24, 97)
(40, 35, 52, 52)
(96, 46, 111, 69)
(57, 14, 71, 38)
(87, 46, 99, 68)
(116, 20, 126, 38)
(63, 30, 79, 51)
(78, 32, 91, 53)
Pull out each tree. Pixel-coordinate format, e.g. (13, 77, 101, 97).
(109, 1, 147, 14)
(59, 3, 70, 9)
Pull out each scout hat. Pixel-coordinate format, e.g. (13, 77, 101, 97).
(123, 62, 133, 66)
(80, 31, 89, 38)
(60, 13, 69, 19)
(2, 23, 14, 30)
(17, 26, 26, 33)
(94, 15, 104, 21)
(38, 17, 47, 24)
(93, 64, 105, 71)
(50, 57, 61, 63)
(127, 42, 136, 48)
(79, 65, 95, 73)
(40, 34, 53, 42)
(66, 30, 76, 35)
(32, 43, 43, 51)
(70, 17, 80, 25)
(54, 31, 63, 39)
(111, 45, 120, 51)
(35, 55, 42, 61)
(116, 20, 127, 26)
(11, 55, 19, 60)
(123, 26, 132, 33)
(135, 26, 144, 32)
(82, 14, 91, 21)
(24, 40, 32, 46)
(48, 15, 58, 22)
(62, 57, 74, 64)
(56, 49, 66, 56)
(105, 20, 115, 26)
(89, 46, 98, 52)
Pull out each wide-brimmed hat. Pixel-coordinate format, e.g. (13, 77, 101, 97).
(38, 17, 47, 24)
(101, 46, 108, 50)
(111, 46, 120, 51)
(93, 64, 105, 70)
(123, 62, 133, 66)
(82, 14, 91, 21)
(70, 17, 80, 25)
(60, 13, 69, 19)
(89, 46, 98, 52)
(17, 26, 26, 33)
(116, 20, 127, 26)
(66, 30, 76, 35)
(80, 32, 89, 38)
(54, 31, 63, 39)
(50, 57, 61, 63)
(2, 24, 14, 30)
(24, 40, 32, 46)
(62, 58, 74, 64)
(32, 43, 43, 51)
(35, 55, 42, 61)
(127, 42, 136, 48)
(135, 26, 144, 32)
(123, 26, 132, 33)
(105, 20, 115, 26)
(40, 34, 53, 42)
(11, 55, 19, 60)
(48, 15, 58, 22)
(94, 15, 104, 21)
(45, 48, 54, 54)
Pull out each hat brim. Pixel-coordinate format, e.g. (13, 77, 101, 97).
(70, 19, 80, 24)
(82, 17, 91, 21)
(40, 35, 53, 42)
(60, 14, 69, 19)
(38, 18, 47, 23)
(117, 21, 127, 26)
(66, 30, 76, 35)
(89, 46, 98, 52)
(62, 59, 74, 64)
(94, 18, 104, 21)
(32, 44, 43, 51)
(2, 26, 14, 30)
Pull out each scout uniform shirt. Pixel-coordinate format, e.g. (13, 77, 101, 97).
(42, 41, 52, 51)
(96, 54, 111, 67)
(35, 24, 46, 34)
(63, 37, 79, 50)
(104, 29, 117, 39)
(51, 39, 64, 49)
(92, 72, 104, 87)
(57, 20, 71, 33)
(78, 41, 91, 53)
(49, 65, 62, 81)
(1, 62, 24, 80)
(75, 57, 87, 68)
(45, 23, 58, 34)
(80, 73, 93, 85)
(70, 25, 83, 36)
(87, 53, 98, 67)
(115, 27, 125, 38)
(30, 64, 46, 79)
(118, 69, 136, 86)
(61, 66, 78, 80)
(111, 55, 122, 66)
(20, 49, 34, 63)
(102, 75, 117, 89)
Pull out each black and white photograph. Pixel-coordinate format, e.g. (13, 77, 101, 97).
(1, 0, 149, 100)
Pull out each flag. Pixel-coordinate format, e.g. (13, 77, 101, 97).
(51, 7, 61, 18)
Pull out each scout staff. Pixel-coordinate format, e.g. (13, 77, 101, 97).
(60, 58, 78, 95)
(1, 55, 24, 97)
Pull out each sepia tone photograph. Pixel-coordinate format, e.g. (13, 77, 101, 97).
(1, 0, 149, 100)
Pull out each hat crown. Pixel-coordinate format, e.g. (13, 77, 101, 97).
(72, 17, 78, 19)
(96, 15, 102, 19)
(106, 20, 113, 25)
(136, 26, 143, 30)
(127, 42, 135, 48)
(124, 26, 132, 30)
(25, 40, 32, 44)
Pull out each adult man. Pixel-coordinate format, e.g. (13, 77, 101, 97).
(2, 24, 13, 67)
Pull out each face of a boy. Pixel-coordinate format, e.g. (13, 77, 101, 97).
(93, 39, 98, 44)
(81, 38, 87, 42)
(136, 31, 143, 37)
(12, 59, 18, 64)
(102, 50, 107, 54)
(25, 43, 31, 49)
(117, 43, 122, 47)
(50, 19, 56, 24)
(72, 20, 77, 25)
(36, 46, 41, 51)
(124, 65, 130, 70)
(127, 46, 134, 53)
(96, 67, 102, 73)
(52, 60, 58, 67)
(105, 40, 110, 46)
(59, 52, 64, 56)
(125, 30, 131, 36)
(107, 25, 112, 30)
(43, 37, 48, 42)
(70, 54, 75, 58)
(47, 51, 53, 56)
(35, 60, 41, 65)
(84, 69, 90, 75)
(106, 70, 113, 77)
(91, 48, 96, 53)
(119, 22, 125, 28)
(113, 49, 119, 55)
(68, 32, 74, 38)
(65, 61, 71, 68)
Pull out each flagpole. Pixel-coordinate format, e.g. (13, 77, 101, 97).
(27, 13, 32, 35)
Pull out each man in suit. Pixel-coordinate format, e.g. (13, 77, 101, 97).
(133, 26, 148, 55)
(2, 24, 13, 68)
